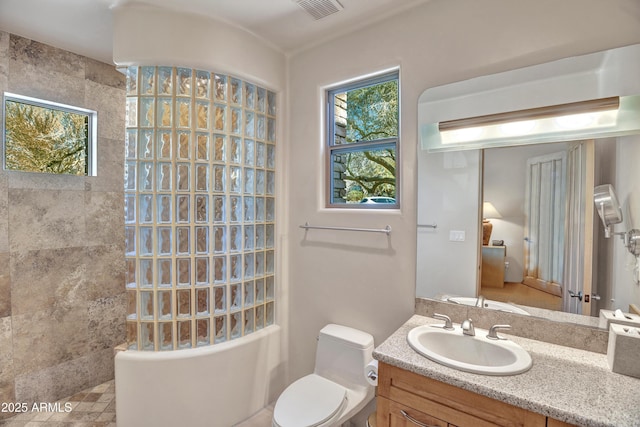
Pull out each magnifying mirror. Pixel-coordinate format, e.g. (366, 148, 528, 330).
(594, 184, 623, 238)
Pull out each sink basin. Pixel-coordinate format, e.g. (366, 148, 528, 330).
(407, 325, 532, 375)
(446, 297, 530, 316)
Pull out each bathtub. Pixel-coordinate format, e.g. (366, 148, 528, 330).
(115, 325, 283, 427)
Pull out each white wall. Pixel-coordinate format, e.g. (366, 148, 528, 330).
(287, 0, 640, 382)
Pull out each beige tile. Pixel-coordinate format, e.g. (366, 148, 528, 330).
(0, 253, 10, 317)
(0, 316, 14, 390)
(9, 35, 84, 80)
(0, 173, 7, 253)
(87, 137, 125, 193)
(0, 30, 9, 78)
(84, 80, 125, 141)
(96, 411, 116, 422)
(85, 58, 125, 90)
(88, 295, 126, 352)
(84, 192, 124, 247)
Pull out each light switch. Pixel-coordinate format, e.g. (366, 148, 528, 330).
(449, 230, 465, 242)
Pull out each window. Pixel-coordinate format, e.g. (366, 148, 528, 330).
(2, 93, 97, 176)
(327, 70, 399, 207)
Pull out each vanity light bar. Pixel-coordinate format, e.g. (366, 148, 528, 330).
(438, 96, 620, 132)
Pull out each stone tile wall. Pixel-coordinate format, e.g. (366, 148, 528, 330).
(0, 32, 125, 419)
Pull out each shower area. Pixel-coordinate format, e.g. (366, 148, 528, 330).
(116, 65, 283, 427)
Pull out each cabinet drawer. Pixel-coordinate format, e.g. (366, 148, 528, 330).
(377, 396, 448, 427)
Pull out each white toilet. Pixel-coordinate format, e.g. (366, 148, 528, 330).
(272, 324, 375, 427)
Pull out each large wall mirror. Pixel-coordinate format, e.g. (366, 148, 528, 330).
(416, 44, 640, 328)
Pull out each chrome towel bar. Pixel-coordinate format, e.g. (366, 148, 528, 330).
(299, 222, 392, 235)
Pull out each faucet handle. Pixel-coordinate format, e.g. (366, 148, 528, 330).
(461, 318, 475, 336)
(487, 324, 511, 340)
(432, 313, 454, 330)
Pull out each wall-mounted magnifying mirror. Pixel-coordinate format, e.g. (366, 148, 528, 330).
(594, 184, 623, 238)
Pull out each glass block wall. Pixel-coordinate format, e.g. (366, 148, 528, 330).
(124, 66, 276, 350)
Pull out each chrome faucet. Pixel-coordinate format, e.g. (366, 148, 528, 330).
(476, 295, 485, 308)
(461, 318, 475, 336)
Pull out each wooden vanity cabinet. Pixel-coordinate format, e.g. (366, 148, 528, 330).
(376, 362, 576, 427)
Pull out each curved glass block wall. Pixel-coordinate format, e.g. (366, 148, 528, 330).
(124, 66, 276, 350)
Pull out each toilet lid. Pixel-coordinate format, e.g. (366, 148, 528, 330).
(273, 374, 347, 427)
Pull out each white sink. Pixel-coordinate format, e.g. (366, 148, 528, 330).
(446, 297, 530, 316)
(407, 325, 532, 376)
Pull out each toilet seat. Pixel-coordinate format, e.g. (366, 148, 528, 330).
(273, 374, 347, 427)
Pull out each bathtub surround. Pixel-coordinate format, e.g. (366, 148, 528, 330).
(0, 32, 126, 418)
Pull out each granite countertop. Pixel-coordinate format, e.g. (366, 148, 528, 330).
(373, 315, 640, 427)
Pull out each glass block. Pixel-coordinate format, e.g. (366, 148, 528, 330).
(195, 226, 209, 254)
(244, 307, 255, 335)
(230, 137, 242, 164)
(157, 163, 172, 191)
(266, 276, 275, 300)
(244, 225, 254, 251)
(139, 162, 153, 191)
(196, 288, 209, 315)
(230, 255, 241, 282)
(176, 227, 190, 256)
(255, 278, 265, 303)
(139, 130, 153, 159)
(140, 66, 155, 95)
(213, 195, 226, 222)
(230, 166, 241, 193)
(267, 91, 277, 116)
(244, 197, 254, 222)
(230, 225, 241, 252)
(140, 259, 153, 288)
(214, 135, 225, 162)
(266, 198, 275, 222)
(196, 257, 209, 285)
(141, 195, 155, 224)
(140, 291, 154, 320)
(255, 252, 264, 277)
(177, 195, 190, 223)
(195, 195, 208, 222)
(266, 301, 275, 326)
(178, 321, 191, 349)
(177, 99, 191, 128)
(177, 289, 191, 317)
(231, 108, 242, 135)
(255, 171, 265, 196)
(230, 196, 242, 222)
(230, 311, 242, 339)
(255, 197, 265, 222)
(214, 316, 227, 343)
(157, 227, 172, 255)
(214, 104, 226, 132)
(256, 115, 266, 141)
(267, 118, 276, 142)
(244, 169, 255, 194)
(126, 66, 138, 95)
(197, 318, 210, 346)
(256, 304, 265, 331)
(141, 322, 155, 351)
(230, 78, 242, 104)
(140, 97, 155, 127)
(245, 83, 255, 109)
(214, 74, 227, 101)
(177, 163, 190, 191)
(125, 194, 136, 224)
(266, 171, 275, 195)
(196, 133, 209, 160)
(244, 253, 254, 279)
(177, 67, 192, 97)
(256, 87, 266, 113)
(159, 323, 173, 351)
(157, 66, 173, 95)
(126, 321, 138, 350)
(139, 227, 153, 256)
(157, 131, 171, 159)
(196, 101, 209, 130)
(196, 70, 210, 99)
(126, 97, 137, 128)
(255, 225, 265, 249)
(213, 165, 225, 193)
(158, 290, 172, 320)
(157, 194, 172, 223)
(157, 97, 172, 127)
(214, 286, 226, 313)
(125, 258, 136, 288)
(195, 165, 209, 192)
(158, 259, 172, 288)
(244, 281, 254, 307)
(125, 161, 136, 191)
(256, 142, 265, 167)
(245, 112, 255, 137)
(177, 258, 191, 287)
(244, 139, 254, 166)
(177, 131, 191, 159)
(214, 256, 226, 284)
(266, 250, 275, 274)
(267, 144, 275, 169)
(214, 226, 226, 253)
(125, 129, 137, 159)
(127, 290, 137, 319)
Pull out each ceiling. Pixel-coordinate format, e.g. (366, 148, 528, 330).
(0, 0, 428, 64)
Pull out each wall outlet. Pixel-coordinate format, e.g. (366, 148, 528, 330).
(449, 230, 465, 242)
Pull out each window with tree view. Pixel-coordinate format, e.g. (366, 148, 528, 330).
(327, 71, 398, 207)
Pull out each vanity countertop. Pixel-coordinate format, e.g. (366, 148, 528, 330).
(373, 315, 640, 427)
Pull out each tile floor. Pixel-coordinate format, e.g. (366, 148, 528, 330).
(0, 380, 274, 427)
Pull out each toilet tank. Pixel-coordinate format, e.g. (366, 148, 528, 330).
(314, 324, 374, 389)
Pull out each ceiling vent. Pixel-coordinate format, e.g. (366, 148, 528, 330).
(295, 0, 344, 20)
